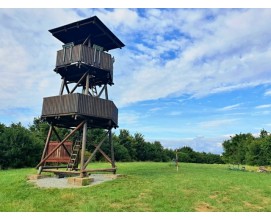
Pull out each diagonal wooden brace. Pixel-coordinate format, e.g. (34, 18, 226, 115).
(82, 129, 111, 170)
(70, 71, 88, 94)
(52, 126, 71, 157)
(97, 147, 112, 164)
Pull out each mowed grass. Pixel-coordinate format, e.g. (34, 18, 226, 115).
(0, 162, 270, 212)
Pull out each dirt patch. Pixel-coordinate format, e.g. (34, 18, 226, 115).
(243, 201, 264, 211)
(195, 202, 215, 212)
(209, 191, 220, 199)
(28, 174, 121, 189)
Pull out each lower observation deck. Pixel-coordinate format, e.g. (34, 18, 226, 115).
(41, 93, 118, 129)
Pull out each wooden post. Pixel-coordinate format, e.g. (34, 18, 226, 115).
(38, 125, 53, 174)
(80, 121, 88, 177)
(109, 129, 115, 170)
(105, 85, 108, 100)
(79, 73, 90, 177)
(59, 78, 65, 95)
(176, 150, 179, 172)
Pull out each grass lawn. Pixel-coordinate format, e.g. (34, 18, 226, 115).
(0, 162, 270, 211)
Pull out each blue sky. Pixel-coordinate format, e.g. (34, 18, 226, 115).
(1, 8, 271, 154)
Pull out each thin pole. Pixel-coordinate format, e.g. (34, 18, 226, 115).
(176, 150, 179, 172)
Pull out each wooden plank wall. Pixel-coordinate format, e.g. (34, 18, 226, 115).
(46, 141, 72, 163)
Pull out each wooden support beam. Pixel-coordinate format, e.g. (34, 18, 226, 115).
(65, 82, 70, 94)
(59, 78, 65, 95)
(109, 129, 115, 169)
(97, 85, 106, 98)
(42, 165, 68, 169)
(82, 129, 110, 170)
(36, 120, 86, 168)
(80, 121, 88, 177)
(42, 169, 80, 174)
(97, 147, 112, 164)
(105, 84, 108, 100)
(38, 125, 53, 174)
(70, 71, 88, 94)
(51, 126, 71, 157)
(42, 168, 116, 174)
(84, 168, 116, 173)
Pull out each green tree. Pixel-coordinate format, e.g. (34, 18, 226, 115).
(133, 132, 146, 161)
(222, 133, 254, 164)
(246, 135, 271, 166)
(119, 129, 137, 160)
(0, 123, 43, 169)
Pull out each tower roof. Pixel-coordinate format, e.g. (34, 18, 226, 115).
(49, 16, 125, 51)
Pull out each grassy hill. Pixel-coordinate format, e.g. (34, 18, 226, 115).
(0, 162, 270, 211)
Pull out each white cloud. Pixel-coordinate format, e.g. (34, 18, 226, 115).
(264, 90, 271, 96)
(255, 104, 271, 109)
(156, 136, 227, 154)
(198, 118, 239, 129)
(0, 9, 82, 113)
(109, 9, 271, 107)
(218, 104, 242, 111)
(168, 111, 182, 116)
(118, 111, 140, 126)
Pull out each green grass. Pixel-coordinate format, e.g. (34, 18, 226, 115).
(0, 162, 270, 211)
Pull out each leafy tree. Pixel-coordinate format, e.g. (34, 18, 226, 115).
(114, 141, 131, 162)
(222, 133, 254, 164)
(246, 135, 271, 166)
(119, 129, 137, 160)
(133, 132, 146, 161)
(0, 123, 43, 169)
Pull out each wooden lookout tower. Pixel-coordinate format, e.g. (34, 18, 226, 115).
(36, 16, 125, 178)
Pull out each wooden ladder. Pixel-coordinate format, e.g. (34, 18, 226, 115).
(67, 139, 81, 170)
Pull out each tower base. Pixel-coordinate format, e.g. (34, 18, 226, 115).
(67, 176, 94, 186)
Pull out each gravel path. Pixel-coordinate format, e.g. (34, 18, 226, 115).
(28, 174, 118, 189)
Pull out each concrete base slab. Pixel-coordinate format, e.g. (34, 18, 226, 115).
(28, 174, 122, 188)
(67, 176, 94, 186)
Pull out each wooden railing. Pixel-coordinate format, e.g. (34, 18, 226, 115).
(55, 44, 113, 74)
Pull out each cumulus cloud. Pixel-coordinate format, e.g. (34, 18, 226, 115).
(0, 9, 83, 114)
(108, 9, 271, 107)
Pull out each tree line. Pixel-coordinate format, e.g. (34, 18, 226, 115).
(0, 118, 223, 169)
(222, 129, 271, 166)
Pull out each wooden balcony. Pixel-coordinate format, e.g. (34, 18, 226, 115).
(54, 44, 114, 85)
(41, 93, 118, 129)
